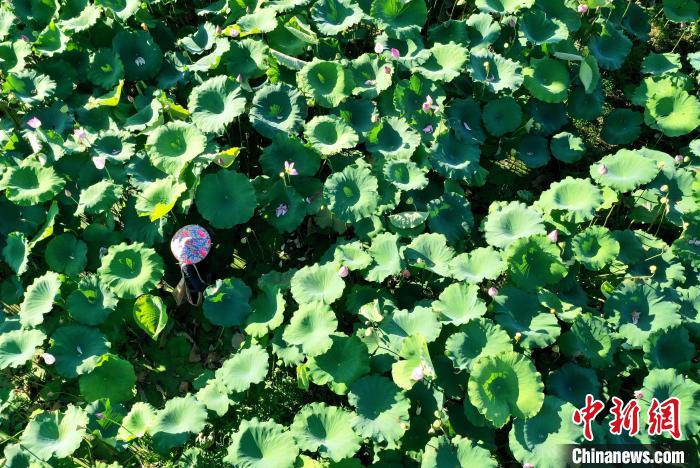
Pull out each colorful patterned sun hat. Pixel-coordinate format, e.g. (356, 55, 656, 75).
(170, 225, 212, 265)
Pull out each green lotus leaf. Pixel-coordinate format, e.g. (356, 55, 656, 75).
(413, 42, 468, 82)
(567, 83, 604, 120)
(429, 133, 486, 184)
(117, 402, 155, 442)
(19, 271, 60, 327)
(188, 75, 246, 134)
(224, 418, 299, 467)
(428, 19, 469, 45)
(482, 96, 522, 136)
(638, 369, 700, 441)
(304, 115, 358, 155)
(558, 315, 615, 368)
(97, 242, 163, 300)
(516, 134, 551, 168)
(588, 22, 632, 71)
(3, 162, 64, 206)
(494, 285, 561, 349)
(348, 375, 410, 447)
(146, 121, 206, 175)
(311, 0, 363, 35)
(571, 225, 620, 271)
(93, 130, 135, 162)
(370, 0, 427, 37)
(79, 353, 136, 403)
(446, 98, 485, 144)
(3, 70, 56, 105)
(260, 134, 321, 177)
(150, 395, 208, 453)
(323, 164, 378, 223)
(222, 37, 268, 79)
(33, 21, 67, 57)
(445, 318, 512, 372)
(483, 201, 546, 249)
(250, 82, 307, 139)
(365, 232, 402, 282)
(590, 149, 660, 192)
(449, 247, 505, 283)
(663, 0, 699, 22)
(196, 378, 232, 417)
(0, 40, 31, 73)
(423, 435, 497, 468)
(475, 0, 533, 13)
(466, 12, 501, 51)
(351, 54, 393, 99)
(236, 8, 278, 34)
(298, 59, 353, 108)
(308, 333, 370, 394)
(333, 241, 372, 271)
(382, 158, 427, 192)
(643, 325, 695, 371)
(546, 363, 601, 407)
(605, 282, 681, 348)
(600, 108, 643, 145)
(291, 262, 346, 305)
(550, 131, 585, 163)
(112, 30, 162, 80)
(57, 0, 100, 31)
(203, 278, 252, 327)
(644, 87, 700, 137)
(19, 405, 88, 461)
(641, 52, 681, 76)
(508, 396, 581, 468)
(468, 351, 544, 428)
(379, 305, 442, 354)
(261, 181, 309, 233)
(469, 51, 523, 93)
(49, 325, 110, 378)
(283, 302, 338, 356)
(215, 343, 269, 392)
(523, 57, 570, 103)
(433, 283, 486, 325)
(0, 328, 45, 370)
(366, 117, 421, 159)
(97, 0, 139, 19)
(195, 170, 256, 229)
(426, 191, 475, 243)
(87, 48, 124, 89)
(505, 235, 567, 290)
(2, 232, 29, 276)
(75, 180, 123, 217)
(245, 288, 286, 337)
(179, 21, 216, 54)
(44, 233, 87, 277)
(390, 334, 435, 390)
(67, 275, 117, 326)
(524, 9, 569, 45)
(375, 30, 430, 67)
(403, 232, 454, 277)
(291, 402, 360, 461)
(536, 176, 603, 224)
(134, 176, 187, 222)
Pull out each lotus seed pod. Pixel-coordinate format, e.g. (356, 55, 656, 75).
(660, 185, 669, 192)
(675, 154, 683, 163)
(649, 265, 657, 274)
(364, 327, 373, 337)
(684, 156, 690, 163)
(431, 420, 441, 429)
(514, 332, 522, 342)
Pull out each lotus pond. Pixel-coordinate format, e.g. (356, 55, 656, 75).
(0, 0, 699, 466)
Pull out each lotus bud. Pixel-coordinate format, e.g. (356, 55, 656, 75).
(338, 265, 349, 278)
(660, 184, 668, 193)
(649, 264, 657, 274)
(514, 332, 522, 342)
(410, 364, 425, 381)
(402, 269, 411, 279)
(660, 196, 668, 204)
(577, 4, 588, 13)
(683, 156, 690, 163)
(279, 172, 285, 178)
(523, 464, 535, 468)
(675, 154, 683, 163)
(634, 390, 644, 399)
(598, 164, 608, 175)
(390, 48, 400, 58)
(27, 117, 42, 129)
(431, 420, 441, 429)
(64, 189, 71, 197)
(41, 353, 55, 365)
(487, 287, 498, 297)
(215, 25, 221, 35)
(92, 156, 106, 170)
(374, 43, 383, 54)
(236, 74, 243, 82)
(547, 229, 558, 242)
(428, 427, 435, 434)
(96, 412, 105, 420)
(384, 65, 392, 74)
(423, 124, 433, 133)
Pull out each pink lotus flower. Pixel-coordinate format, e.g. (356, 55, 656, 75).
(236, 74, 243, 83)
(284, 161, 298, 176)
(577, 4, 588, 13)
(523, 464, 535, 468)
(547, 229, 559, 242)
(374, 43, 383, 54)
(74, 128, 87, 139)
(411, 364, 424, 381)
(275, 203, 288, 217)
(423, 124, 433, 134)
(27, 117, 42, 129)
(215, 25, 222, 35)
(384, 65, 392, 74)
(390, 48, 400, 58)
(229, 29, 240, 37)
(92, 156, 106, 170)
(634, 390, 644, 399)
(338, 265, 349, 277)
(487, 287, 498, 297)
(598, 164, 608, 175)
(675, 154, 683, 163)
(41, 353, 55, 365)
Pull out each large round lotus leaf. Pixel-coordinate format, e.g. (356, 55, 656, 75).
(2, 70, 56, 104)
(370, 0, 427, 37)
(475, 0, 533, 13)
(546, 363, 601, 407)
(413, 42, 468, 82)
(44, 233, 87, 277)
(468, 51, 523, 93)
(3, 163, 64, 206)
(78, 354, 136, 403)
(483, 201, 545, 249)
(638, 369, 700, 441)
(516, 134, 550, 168)
(465, 13, 500, 51)
(523, 57, 570, 104)
(323, 164, 378, 223)
(203, 277, 252, 327)
(251, 82, 307, 138)
(87, 48, 124, 89)
(602, 108, 643, 145)
(97, 242, 164, 299)
(588, 22, 632, 71)
(449, 247, 505, 283)
(291, 262, 345, 305)
(245, 288, 286, 337)
(49, 325, 110, 378)
(332, 241, 372, 271)
(482, 97, 521, 136)
(432, 283, 486, 325)
(590, 149, 660, 192)
(428, 19, 469, 46)
(311, 0, 363, 35)
(527, 99, 568, 135)
(304, 115, 358, 155)
(260, 134, 321, 177)
(508, 396, 581, 468)
(468, 351, 544, 428)
(567, 83, 604, 120)
(559, 315, 615, 368)
(520, 8, 568, 45)
(605, 282, 681, 348)
(422, 435, 497, 468)
(117, 402, 155, 442)
(643, 326, 695, 371)
(224, 38, 269, 80)
(425, 192, 474, 243)
(641, 52, 681, 76)
(195, 170, 256, 229)
(92, 130, 135, 162)
(67, 275, 117, 326)
(308, 333, 370, 394)
(0, 40, 31, 74)
(2, 231, 29, 275)
(550, 131, 585, 163)
(224, 418, 299, 467)
(403, 232, 454, 277)
(75, 180, 123, 217)
(146, 121, 206, 175)
(215, 343, 269, 392)
(505, 235, 567, 290)
(0, 328, 45, 370)
(446, 98, 485, 144)
(571, 226, 620, 271)
(283, 302, 338, 356)
(351, 54, 393, 99)
(150, 395, 208, 453)
(663, 0, 699, 22)
(375, 30, 429, 68)
(261, 181, 308, 233)
(19, 405, 88, 461)
(298, 59, 353, 108)
(493, 285, 561, 349)
(134, 176, 187, 222)
(366, 117, 421, 159)
(645, 87, 700, 137)
(445, 318, 512, 372)
(365, 232, 402, 282)
(429, 134, 485, 184)
(378, 305, 442, 354)
(348, 375, 410, 447)
(112, 30, 162, 80)
(291, 403, 360, 462)
(382, 158, 428, 191)
(536, 176, 603, 224)
(188, 75, 246, 134)
(19, 271, 61, 327)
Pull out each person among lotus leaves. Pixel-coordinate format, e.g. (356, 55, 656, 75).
(171, 225, 212, 306)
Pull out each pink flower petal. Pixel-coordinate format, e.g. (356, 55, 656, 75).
(27, 117, 42, 129)
(92, 156, 106, 170)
